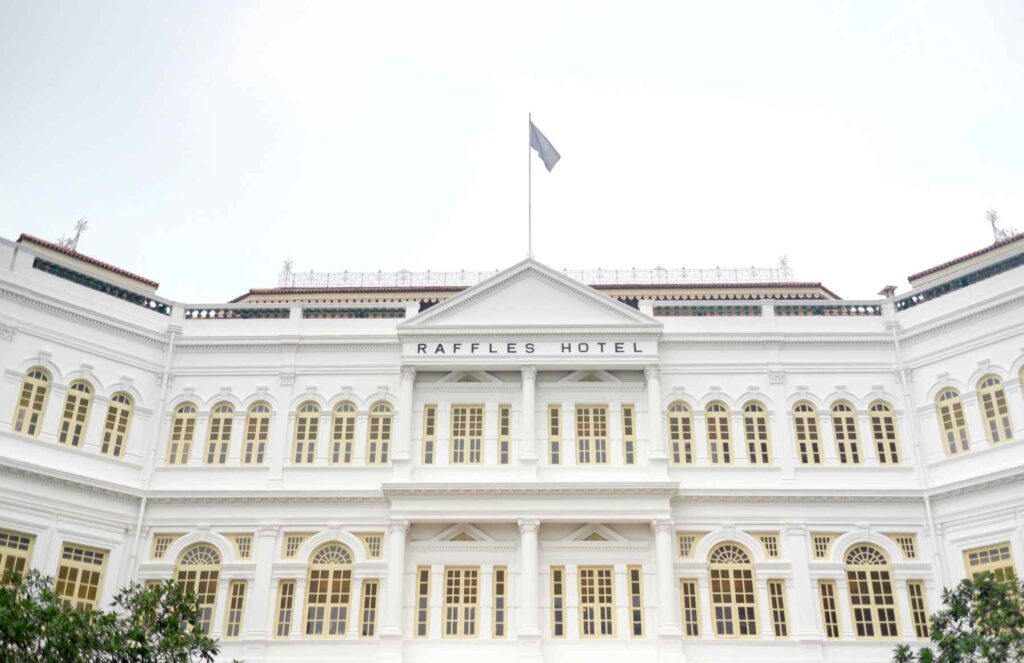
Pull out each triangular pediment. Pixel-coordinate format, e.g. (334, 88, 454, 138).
(433, 523, 494, 543)
(400, 259, 657, 329)
(565, 524, 628, 543)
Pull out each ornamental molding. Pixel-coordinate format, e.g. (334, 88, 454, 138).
(927, 467, 1024, 502)
(409, 540, 518, 553)
(0, 322, 14, 341)
(0, 284, 166, 347)
(0, 458, 141, 504)
(897, 288, 1024, 344)
(382, 482, 680, 498)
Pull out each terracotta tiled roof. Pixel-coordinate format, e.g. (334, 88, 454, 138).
(231, 281, 840, 303)
(17, 234, 160, 288)
(907, 233, 1024, 282)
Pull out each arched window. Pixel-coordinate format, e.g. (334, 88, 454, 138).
(708, 543, 757, 637)
(100, 393, 133, 457)
(331, 402, 357, 464)
(830, 402, 861, 464)
(167, 403, 198, 465)
(176, 544, 221, 634)
(868, 402, 900, 464)
(845, 544, 898, 639)
(793, 402, 822, 464)
(243, 402, 271, 465)
(742, 402, 771, 465)
(293, 401, 320, 464)
(367, 402, 393, 465)
(667, 402, 693, 464)
(705, 402, 732, 465)
(13, 367, 51, 437)
(305, 543, 354, 637)
(58, 381, 93, 447)
(205, 402, 234, 464)
(936, 389, 969, 455)
(977, 376, 1013, 444)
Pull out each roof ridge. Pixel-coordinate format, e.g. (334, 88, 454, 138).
(17, 234, 160, 289)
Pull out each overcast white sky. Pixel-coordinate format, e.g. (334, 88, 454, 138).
(1, 1, 1022, 302)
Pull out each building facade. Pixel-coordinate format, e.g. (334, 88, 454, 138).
(1, 232, 1023, 663)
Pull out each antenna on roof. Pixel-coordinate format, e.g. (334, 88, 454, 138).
(58, 218, 88, 251)
(988, 209, 1017, 243)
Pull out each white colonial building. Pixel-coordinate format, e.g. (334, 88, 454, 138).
(1, 231, 1023, 663)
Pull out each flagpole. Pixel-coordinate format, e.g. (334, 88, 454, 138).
(527, 112, 533, 258)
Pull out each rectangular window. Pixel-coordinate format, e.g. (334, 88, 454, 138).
(551, 566, 566, 638)
(359, 534, 383, 559)
(225, 580, 247, 639)
(907, 581, 929, 638)
(743, 405, 771, 464)
(415, 567, 431, 638)
(964, 541, 1015, 581)
(151, 534, 180, 560)
(819, 580, 840, 638)
(892, 534, 917, 560)
(422, 405, 437, 464)
(498, 405, 511, 465)
(330, 408, 356, 465)
(627, 566, 644, 637)
(204, 408, 233, 464)
(444, 567, 479, 638)
(578, 566, 615, 638)
(55, 543, 106, 611)
(794, 408, 822, 464)
(0, 529, 34, 577)
(548, 405, 561, 465)
(493, 566, 507, 638)
(360, 580, 379, 637)
(768, 580, 788, 637)
(575, 405, 609, 464)
(680, 579, 700, 637)
(622, 404, 636, 464)
(677, 532, 703, 558)
(451, 405, 484, 464)
(668, 405, 694, 464)
(275, 580, 295, 638)
(243, 405, 270, 464)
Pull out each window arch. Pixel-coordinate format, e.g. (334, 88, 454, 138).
(793, 402, 822, 464)
(100, 392, 133, 457)
(331, 402, 357, 465)
(868, 401, 900, 464)
(667, 402, 693, 464)
(167, 403, 198, 465)
(936, 389, 969, 455)
(176, 544, 221, 633)
(305, 543, 354, 637)
(708, 543, 757, 637)
(58, 381, 93, 447)
(830, 401, 861, 464)
(742, 401, 771, 465)
(243, 402, 271, 465)
(13, 367, 51, 437)
(367, 402, 393, 465)
(977, 375, 1013, 444)
(205, 402, 234, 465)
(293, 401, 320, 464)
(705, 402, 732, 465)
(844, 544, 898, 639)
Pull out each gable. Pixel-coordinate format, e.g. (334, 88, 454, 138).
(401, 259, 657, 329)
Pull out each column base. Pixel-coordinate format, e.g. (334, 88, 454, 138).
(648, 454, 670, 480)
(516, 630, 543, 662)
(518, 455, 539, 480)
(378, 631, 404, 663)
(656, 633, 686, 663)
(391, 455, 413, 481)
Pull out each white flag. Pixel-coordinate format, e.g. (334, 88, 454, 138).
(529, 121, 561, 172)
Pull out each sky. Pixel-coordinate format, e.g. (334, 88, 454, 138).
(0, 0, 1022, 302)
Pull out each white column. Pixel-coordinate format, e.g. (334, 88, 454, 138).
(858, 412, 878, 466)
(211, 577, 230, 639)
(289, 576, 307, 640)
(961, 393, 990, 451)
(520, 367, 537, 461)
(381, 520, 409, 636)
(245, 526, 279, 640)
(348, 577, 365, 638)
(645, 366, 667, 460)
(757, 578, 774, 638)
(517, 519, 541, 637)
(652, 519, 682, 636)
(394, 367, 416, 461)
(783, 524, 819, 638)
(697, 575, 713, 638)
(895, 579, 914, 639)
(835, 576, 856, 639)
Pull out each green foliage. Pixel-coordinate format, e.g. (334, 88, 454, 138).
(0, 569, 221, 662)
(894, 573, 1024, 663)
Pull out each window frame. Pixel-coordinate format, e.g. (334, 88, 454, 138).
(292, 401, 320, 465)
(705, 401, 732, 465)
(13, 367, 51, 438)
(0, 529, 35, 578)
(844, 544, 899, 639)
(869, 401, 901, 465)
(204, 402, 234, 465)
(977, 375, 1014, 444)
(668, 401, 694, 465)
(708, 543, 758, 639)
(100, 392, 133, 457)
(330, 402, 357, 465)
(443, 566, 480, 638)
(175, 544, 221, 633)
(936, 389, 970, 456)
(830, 401, 861, 464)
(450, 404, 485, 464)
(742, 401, 771, 465)
(55, 542, 107, 611)
(242, 402, 271, 465)
(58, 380, 93, 448)
(575, 404, 610, 465)
(167, 403, 198, 465)
(793, 402, 822, 465)
(366, 402, 393, 465)
(304, 543, 355, 638)
(578, 565, 616, 638)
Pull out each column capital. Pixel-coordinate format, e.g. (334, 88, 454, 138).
(517, 519, 541, 533)
(521, 366, 537, 381)
(644, 364, 660, 381)
(650, 519, 675, 535)
(387, 519, 410, 534)
(400, 366, 417, 382)
(783, 523, 808, 536)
